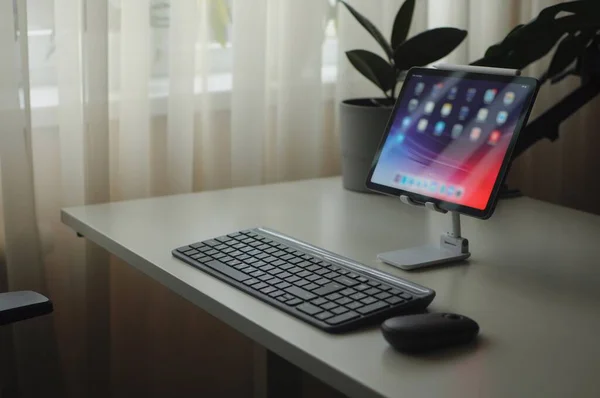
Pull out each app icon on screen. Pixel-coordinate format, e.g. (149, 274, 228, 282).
(459, 106, 469, 121)
(455, 188, 464, 198)
(407, 177, 415, 185)
(401, 175, 408, 185)
(424, 101, 435, 114)
(496, 111, 508, 125)
(440, 185, 446, 194)
(434, 121, 445, 136)
(504, 92, 515, 105)
(441, 103, 453, 117)
(451, 124, 463, 139)
(477, 108, 489, 122)
(429, 181, 438, 192)
(432, 83, 444, 96)
(466, 88, 477, 102)
(417, 119, 428, 132)
(395, 134, 405, 144)
(422, 180, 429, 190)
(394, 174, 401, 183)
(415, 179, 422, 188)
(488, 130, 501, 145)
(402, 116, 412, 129)
(484, 89, 498, 104)
(415, 82, 425, 96)
(448, 87, 458, 100)
(408, 98, 419, 112)
(446, 186, 455, 196)
(470, 127, 482, 141)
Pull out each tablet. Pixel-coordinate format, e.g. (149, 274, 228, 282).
(366, 67, 539, 219)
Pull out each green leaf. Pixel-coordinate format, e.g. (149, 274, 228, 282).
(547, 31, 594, 80)
(393, 28, 467, 71)
(345, 50, 396, 93)
(391, 0, 415, 50)
(340, 1, 393, 60)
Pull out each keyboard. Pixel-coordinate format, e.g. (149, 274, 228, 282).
(172, 228, 436, 333)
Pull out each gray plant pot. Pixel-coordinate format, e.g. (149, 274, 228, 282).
(340, 98, 394, 192)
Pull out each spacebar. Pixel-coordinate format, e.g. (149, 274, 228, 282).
(205, 260, 249, 282)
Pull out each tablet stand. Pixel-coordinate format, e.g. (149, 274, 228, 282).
(377, 196, 470, 270)
(377, 63, 520, 271)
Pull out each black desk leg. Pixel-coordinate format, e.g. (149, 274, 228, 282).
(253, 344, 303, 398)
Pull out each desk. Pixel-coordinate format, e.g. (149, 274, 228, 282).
(62, 177, 600, 398)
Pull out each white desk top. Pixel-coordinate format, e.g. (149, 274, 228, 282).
(62, 177, 600, 398)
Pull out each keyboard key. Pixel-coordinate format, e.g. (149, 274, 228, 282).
(354, 284, 370, 291)
(286, 275, 301, 283)
(268, 290, 285, 298)
(271, 259, 286, 267)
(340, 288, 357, 296)
(375, 292, 392, 300)
(331, 307, 348, 315)
(206, 249, 219, 256)
(259, 274, 274, 282)
(297, 270, 311, 278)
(326, 311, 359, 325)
(288, 267, 303, 274)
(311, 297, 328, 306)
(279, 263, 294, 270)
(400, 292, 413, 300)
(320, 302, 337, 310)
(297, 303, 322, 316)
(240, 246, 254, 253)
(252, 282, 268, 290)
(324, 272, 339, 279)
(347, 272, 360, 279)
(222, 247, 235, 254)
(212, 253, 226, 259)
(268, 277, 283, 286)
(294, 279, 310, 287)
(184, 249, 199, 256)
(346, 301, 363, 310)
(281, 254, 295, 261)
(277, 272, 291, 279)
(325, 293, 342, 301)
(237, 254, 251, 261)
(241, 266, 257, 274)
(220, 256, 234, 263)
(336, 297, 353, 306)
(306, 274, 320, 282)
(307, 265, 320, 272)
(335, 276, 359, 287)
(253, 261, 266, 268)
(315, 278, 330, 286)
(378, 285, 393, 291)
(275, 282, 291, 290)
(386, 296, 405, 305)
(361, 296, 378, 305)
(315, 311, 334, 321)
(389, 288, 403, 296)
(315, 268, 330, 276)
(250, 270, 265, 278)
(303, 283, 319, 291)
(261, 286, 277, 295)
(357, 276, 369, 283)
(272, 251, 287, 257)
(289, 258, 303, 264)
(285, 298, 303, 306)
(205, 260, 250, 282)
(357, 301, 388, 315)
(268, 268, 283, 276)
(285, 286, 317, 301)
(264, 256, 278, 263)
(350, 292, 367, 300)
(243, 278, 260, 286)
(364, 288, 381, 296)
(312, 283, 344, 296)
(189, 242, 206, 249)
(261, 265, 275, 272)
(298, 261, 312, 268)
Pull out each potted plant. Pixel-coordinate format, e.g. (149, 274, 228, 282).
(339, 0, 467, 192)
(472, 1, 600, 197)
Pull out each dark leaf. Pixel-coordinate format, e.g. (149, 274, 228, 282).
(547, 31, 594, 80)
(345, 50, 396, 93)
(391, 0, 415, 50)
(393, 28, 467, 70)
(538, 1, 600, 21)
(485, 44, 505, 58)
(340, 1, 393, 59)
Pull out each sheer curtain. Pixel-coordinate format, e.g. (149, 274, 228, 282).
(0, 0, 596, 396)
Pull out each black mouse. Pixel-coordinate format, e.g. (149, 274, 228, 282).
(381, 312, 479, 353)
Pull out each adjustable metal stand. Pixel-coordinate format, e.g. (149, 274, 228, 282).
(378, 196, 470, 270)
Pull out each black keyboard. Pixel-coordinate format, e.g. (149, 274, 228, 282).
(172, 228, 436, 333)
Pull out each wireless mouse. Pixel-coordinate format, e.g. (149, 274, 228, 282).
(381, 312, 479, 353)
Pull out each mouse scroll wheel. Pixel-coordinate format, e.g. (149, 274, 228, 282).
(444, 314, 462, 320)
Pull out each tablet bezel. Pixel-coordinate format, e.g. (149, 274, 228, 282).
(365, 67, 540, 219)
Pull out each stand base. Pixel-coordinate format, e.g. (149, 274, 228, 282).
(378, 245, 471, 270)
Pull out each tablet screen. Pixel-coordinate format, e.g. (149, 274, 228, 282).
(368, 69, 538, 215)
